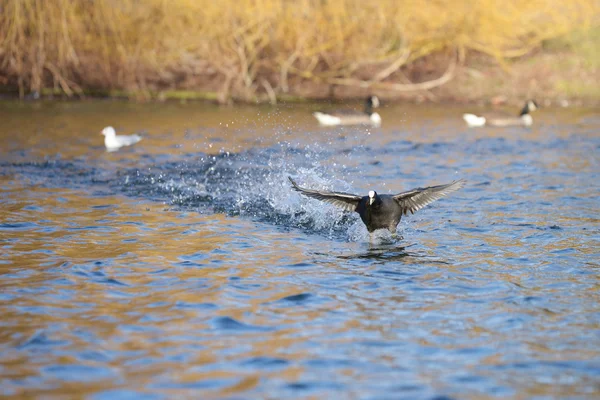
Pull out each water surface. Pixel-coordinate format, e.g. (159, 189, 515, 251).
(1, 100, 599, 398)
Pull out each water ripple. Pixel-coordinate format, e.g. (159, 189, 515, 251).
(1, 103, 598, 398)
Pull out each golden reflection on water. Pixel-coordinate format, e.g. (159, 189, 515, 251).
(1, 181, 344, 397)
(1, 100, 598, 159)
(1, 101, 599, 398)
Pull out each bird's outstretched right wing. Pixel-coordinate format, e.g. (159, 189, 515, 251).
(393, 179, 466, 215)
(288, 177, 362, 212)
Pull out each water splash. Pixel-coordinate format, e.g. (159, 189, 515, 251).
(1, 141, 372, 240)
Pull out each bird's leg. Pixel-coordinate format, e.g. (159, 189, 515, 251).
(389, 226, 399, 241)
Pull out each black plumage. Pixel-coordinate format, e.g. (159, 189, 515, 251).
(289, 177, 465, 233)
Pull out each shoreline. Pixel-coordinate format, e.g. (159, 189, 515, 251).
(1, 48, 598, 108)
(2, 0, 597, 108)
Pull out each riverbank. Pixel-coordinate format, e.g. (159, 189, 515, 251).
(437, 27, 600, 107)
(1, 0, 598, 106)
(3, 46, 597, 108)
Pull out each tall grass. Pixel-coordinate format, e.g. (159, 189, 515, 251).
(0, 0, 597, 101)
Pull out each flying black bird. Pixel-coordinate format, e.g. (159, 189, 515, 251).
(289, 177, 465, 234)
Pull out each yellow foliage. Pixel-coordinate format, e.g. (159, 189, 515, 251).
(0, 0, 597, 100)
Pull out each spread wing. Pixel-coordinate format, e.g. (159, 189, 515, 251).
(288, 177, 362, 212)
(393, 179, 465, 215)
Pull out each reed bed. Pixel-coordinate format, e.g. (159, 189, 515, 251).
(0, 0, 597, 101)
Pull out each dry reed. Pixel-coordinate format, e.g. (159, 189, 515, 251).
(0, 0, 597, 102)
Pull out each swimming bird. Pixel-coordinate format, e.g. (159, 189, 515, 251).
(313, 96, 382, 127)
(289, 177, 465, 234)
(101, 126, 142, 150)
(463, 100, 539, 128)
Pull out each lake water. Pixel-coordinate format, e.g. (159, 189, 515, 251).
(1, 100, 599, 399)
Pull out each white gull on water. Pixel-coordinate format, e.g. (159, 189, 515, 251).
(101, 126, 142, 151)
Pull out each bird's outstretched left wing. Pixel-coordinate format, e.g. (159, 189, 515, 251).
(288, 177, 362, 212)
(393, 179, 466, 215)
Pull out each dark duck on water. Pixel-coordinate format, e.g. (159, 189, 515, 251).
(289, 177, 465, 235)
